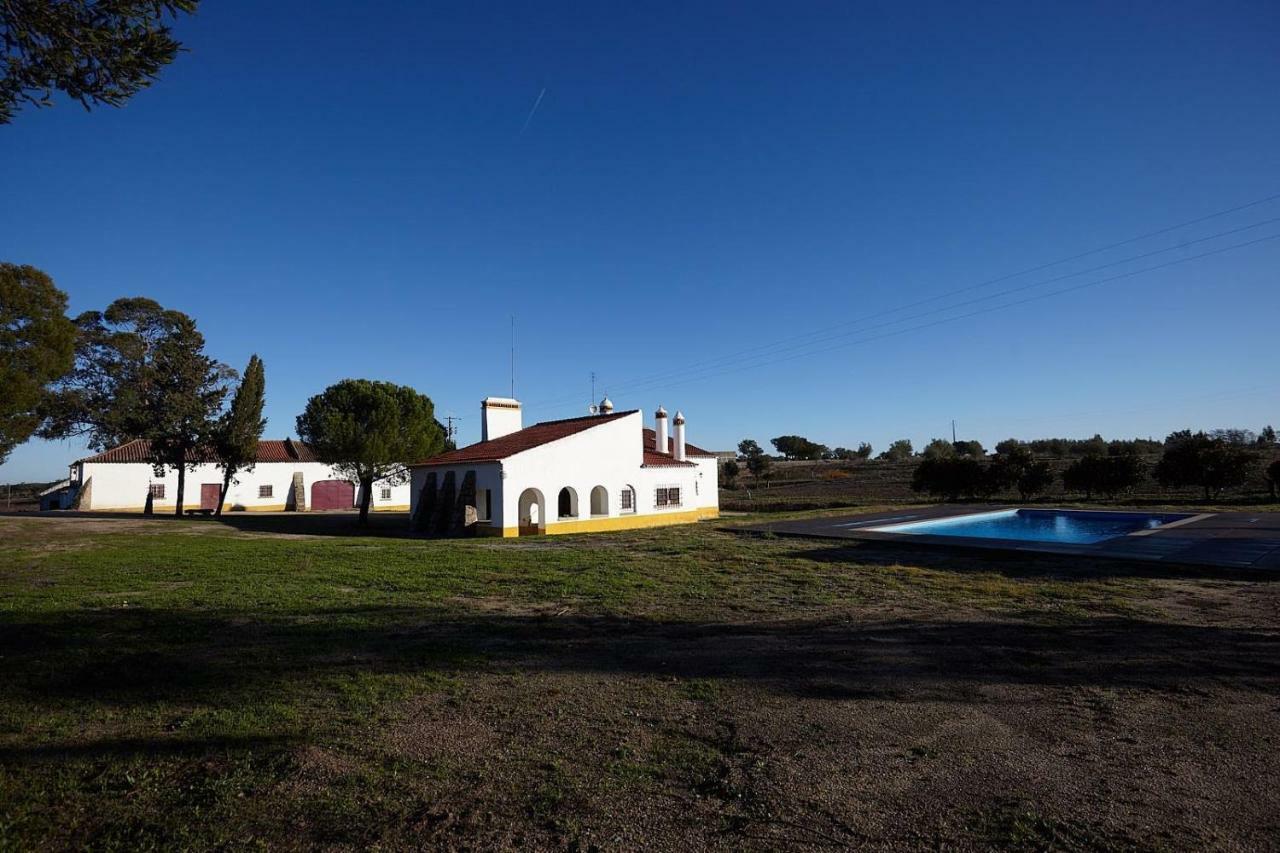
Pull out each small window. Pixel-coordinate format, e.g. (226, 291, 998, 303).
(380, 487, 392, 501)
(656, 486, 681, 508)
(149, 483, 165, 499)
(259, 485, 273, 498)
(620, 486, 635, 513)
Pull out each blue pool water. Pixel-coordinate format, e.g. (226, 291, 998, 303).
(870, 509, 1192, 545)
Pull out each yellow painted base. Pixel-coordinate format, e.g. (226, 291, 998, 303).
(481, 507, 719, 538)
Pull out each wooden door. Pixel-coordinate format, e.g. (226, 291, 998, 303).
(200, 483, 221, 511)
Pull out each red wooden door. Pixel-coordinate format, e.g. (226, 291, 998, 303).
(200, 483, 221, 511)
(311, 480, 354, 511)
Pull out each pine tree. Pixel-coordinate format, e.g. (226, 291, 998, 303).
(212, 355, 266, 517)
(41, 298, 232, 515)
(145, 314, 234, 516)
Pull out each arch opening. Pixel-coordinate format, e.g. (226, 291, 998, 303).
(557, 487, 578, 519)
(590, 485, 608, 516)
(518, 488, 546, 536)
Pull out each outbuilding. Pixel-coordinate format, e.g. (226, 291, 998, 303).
(66, 438, 410, 513)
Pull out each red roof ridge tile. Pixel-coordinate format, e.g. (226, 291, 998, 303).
(411, 410, 639, 467)
(77, 438, 320, 465)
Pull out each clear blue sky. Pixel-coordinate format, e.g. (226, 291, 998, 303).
(3, 0, 1278, 481)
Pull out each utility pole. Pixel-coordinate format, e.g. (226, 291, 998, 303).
(444, 416, 462, 443)
(952, 419, 957, 443)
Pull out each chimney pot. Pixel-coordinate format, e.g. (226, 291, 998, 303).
(654, 406, 669, 453)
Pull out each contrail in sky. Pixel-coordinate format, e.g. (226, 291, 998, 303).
(518, 87, 547, 137)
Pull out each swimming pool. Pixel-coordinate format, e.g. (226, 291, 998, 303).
(869, 508, 1193, 545)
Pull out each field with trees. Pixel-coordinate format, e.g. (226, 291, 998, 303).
(723, 430, 1280, 512)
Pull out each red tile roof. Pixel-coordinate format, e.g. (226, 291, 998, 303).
(411, 411, 715, 468)
(412, 411, 638, 466)
(642, 428, 716, 458)
(641, 448, 695, 468)
(78, 438, 318, 465)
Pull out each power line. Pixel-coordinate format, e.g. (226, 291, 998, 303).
(598, 215, 1280, 400)
(527, 190, 1280, 411)
(567, 230, 1280, 401)
(526, 213, 1280, 412)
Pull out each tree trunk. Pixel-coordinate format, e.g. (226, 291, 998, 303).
(358, 475, 373, 526)
(174, 464, 186, 517)
(215, 466, 234, 518)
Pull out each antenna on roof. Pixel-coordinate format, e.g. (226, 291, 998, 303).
(588, 371, 597, 414)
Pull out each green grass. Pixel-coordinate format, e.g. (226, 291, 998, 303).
(0, 512, 1193, 848)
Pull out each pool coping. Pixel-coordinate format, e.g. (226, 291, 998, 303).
(730, 505, 1280, 572)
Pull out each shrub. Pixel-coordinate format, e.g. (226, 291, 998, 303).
(922, 438, 955, 460)
(911, 456, 987, 500)
(1016, 462, 1055, 501)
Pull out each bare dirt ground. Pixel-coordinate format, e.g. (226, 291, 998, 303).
(360, 593, 1280, 850)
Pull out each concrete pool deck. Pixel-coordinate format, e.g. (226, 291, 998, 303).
(734, 505, 1280, 571)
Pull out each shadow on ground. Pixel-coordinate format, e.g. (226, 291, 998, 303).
(0, 509, 419, 538)
(779, 540, 1280, 582)
(4, 605, 1278, 753)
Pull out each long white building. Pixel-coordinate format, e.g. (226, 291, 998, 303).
(408, 397, 719, 537)
(67, 438, 410, 513)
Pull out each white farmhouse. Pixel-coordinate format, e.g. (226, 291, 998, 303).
(408, 397, 719, 537)
(67, 438, 410, 513)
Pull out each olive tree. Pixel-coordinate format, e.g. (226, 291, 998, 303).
(296, 380, 446, 525)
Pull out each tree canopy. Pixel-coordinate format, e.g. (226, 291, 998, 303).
(878, 439, 913, 462)
(296, 380, 446, 525)
(1154, 431, 1258, 500)
(0, 263, 75, 463)
(41, 297, 232, 515)
(1, 0, 198, 124)
(1062, 454, 1146, 500)
(737, 438, 771, 482)
(770, 435, 826, 461)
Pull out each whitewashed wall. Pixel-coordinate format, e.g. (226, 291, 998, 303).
(409, 409, 719, 533)
(74, 460, 410, 512)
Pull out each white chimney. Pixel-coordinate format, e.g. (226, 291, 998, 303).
(481, 397, 522, 441)
(654, 406, 669, 453)
(673, 411, 687, 461)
